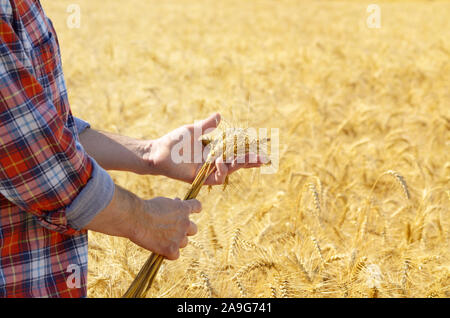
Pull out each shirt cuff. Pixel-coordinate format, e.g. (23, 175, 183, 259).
(74, 117, 91, 135)
(66, 157, 115, 230)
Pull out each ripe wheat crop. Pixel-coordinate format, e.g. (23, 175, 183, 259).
(42, 0, 449, 298)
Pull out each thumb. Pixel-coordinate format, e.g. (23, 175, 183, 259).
(193, 113, 221, 134)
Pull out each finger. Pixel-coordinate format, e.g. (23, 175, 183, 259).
(203, 153, 264, 185)
(204, 172, 221, 186)
(215, 157, 228, 175)
(215, 158, 228, 183)
(186, 221, 198, 236)
(203, 160, 228, 185)
(226, 161, 262, 176)
(191, 113, 221, 134)
(165, 245, 180, 261)
(214, 169, 228, 185)
(179, 236, 189, 248)
(183, 199, 202, 214)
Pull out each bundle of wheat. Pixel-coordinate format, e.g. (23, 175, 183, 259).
(123, 125, 269, 298)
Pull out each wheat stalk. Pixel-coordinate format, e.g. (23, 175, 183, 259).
(401, 258, 411, 295)
(228, 228, 242, 260)
(233, 277, 247, 297)
(200, 271, 214, 298)
(123, 126, 268, 298)
(208, 224, 222, 251)
(350, 256, 368, 284)
(269, 284, 277, 298)
(310, 236, 325, 265)
(278, 277, 290, 298)
(385, 170, 411, 200)
(370, 170, 411, 201)
(233, 259, 275, 280)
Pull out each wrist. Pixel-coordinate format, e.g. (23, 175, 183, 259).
(84, 183, 146, 241)
(134, 139, 158, 175)
(121, 187, 147, 241)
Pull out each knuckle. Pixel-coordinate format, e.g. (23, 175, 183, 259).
(189, 199, 201, 213)
(181, 218, 190, 229)
(178, 200, 187, 212)
(181, 202, 192, 214)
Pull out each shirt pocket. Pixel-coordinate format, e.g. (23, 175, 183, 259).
(28, 30, 68, 120)
(29, 31, 59, 83)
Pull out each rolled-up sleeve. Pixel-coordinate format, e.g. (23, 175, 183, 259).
(0, 19, 114, 234)
(74, 117, 90, 135)
(66, 117, 114, 230)
(66, 157, 114, 230)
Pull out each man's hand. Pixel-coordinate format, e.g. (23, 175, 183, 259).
(141, 113, 264, 185)
(85, 185, 201, 260)
(130, 197, 201, 260)
(79, 114, 264, 259)
(78, 113, 264, 185)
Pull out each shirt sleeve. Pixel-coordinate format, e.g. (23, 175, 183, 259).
(0, 19, 114, 234)
(74, 117, 91, 135)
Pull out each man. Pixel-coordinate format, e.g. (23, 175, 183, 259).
(0, 0, 261, 297)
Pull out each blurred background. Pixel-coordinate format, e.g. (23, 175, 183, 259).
(42, 0, 449, 298)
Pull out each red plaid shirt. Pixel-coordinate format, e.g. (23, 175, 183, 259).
(0, 0, 114, 297)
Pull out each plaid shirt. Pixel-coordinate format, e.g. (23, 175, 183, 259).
(0, 0, 114, 297)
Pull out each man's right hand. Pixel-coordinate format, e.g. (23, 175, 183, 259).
(84, 184, 202, 260)
(130, 197, 201, 260)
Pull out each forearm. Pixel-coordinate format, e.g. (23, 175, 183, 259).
(78, 128, 155, 174)
(84, 183, 202, 260)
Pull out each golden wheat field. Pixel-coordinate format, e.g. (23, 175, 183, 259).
(41, 0, 449, 298)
